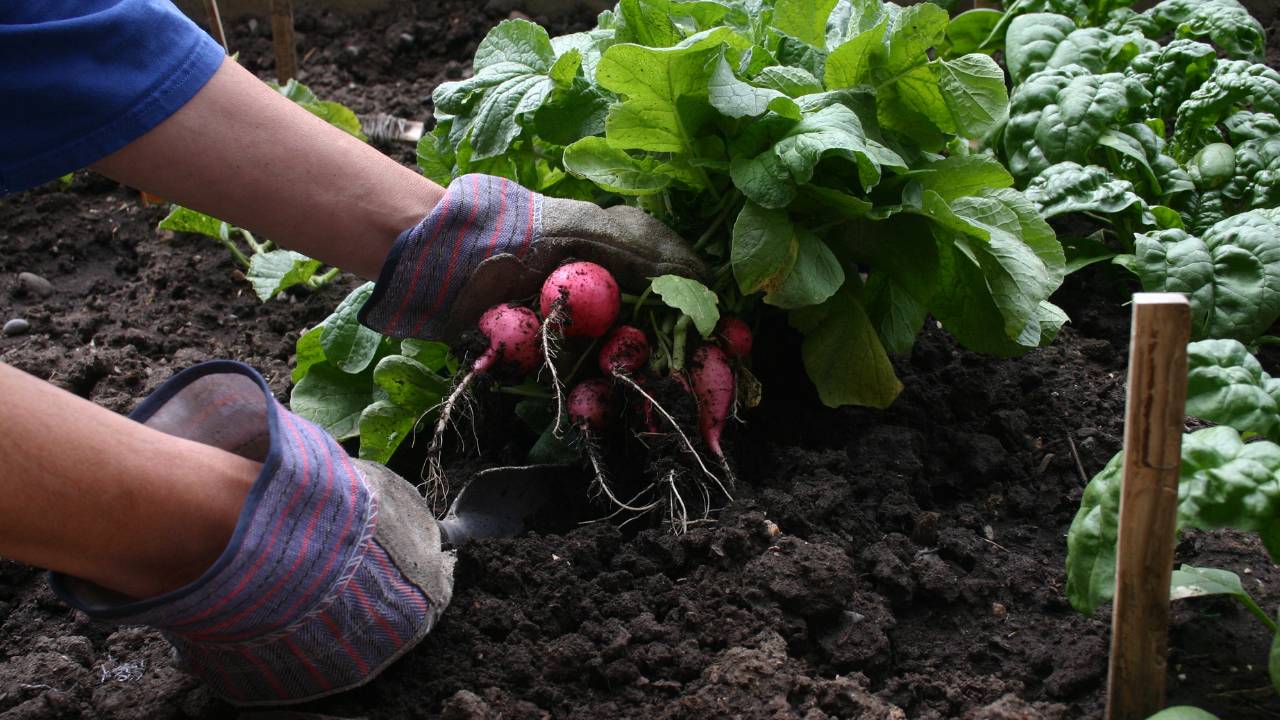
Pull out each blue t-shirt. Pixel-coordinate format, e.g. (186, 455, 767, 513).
(0, 1, 224, 195)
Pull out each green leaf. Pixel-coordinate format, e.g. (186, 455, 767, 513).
(1067, 426, 1280, 615)
(933, 53, 1009, 138)
(941, 8, 1002, 58)
(1132, 210, 1280, 342)
(763, 229, 845, 309)
(619, 0, 682, 48)
(400, 338, 453, 371)
(921, 188, 1065, 353)
(292, 325, 327, 383)
(321, 282, 384, 374)
(1002, 66, 1151, 184)
(1024, 162, 1153, 223)
(1119, 0, 1265, 62)
(822, 16, 887, 89)
(1005, 13, 1075, 85)
(416, 123, 457, 185)
(1173, 60, 1280, 159)
(797, 284, 902, 408)
(534, 78, 611, 147)
(1006, 14, 1150, 85)
(915, 155, 1013, 202)
(431, 19, 560, 159)
(754, 65, 824, 97)
(773, 0, 840, 48)
(1186, 339, 1280, 442)
(246, 250, 323, 301)
(1170, 564, 1251, 602)
(708, 53, 801, 120)
(157, 206, 229, 241)
(373, 354, 449, 409)
(1126, 39, 1218, 122)
(651, 274, 720, 337)
(730, 104, 902, 208)
(597, 27, 750, 154)
(732, 202, 798, 295)
(289, 361, 377, 441)
(357, 401, 420, 464)
(563, 137, 672, 195)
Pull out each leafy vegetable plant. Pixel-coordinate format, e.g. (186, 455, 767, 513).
(984, 0, 1280, 343)
(1067, 338, 1280, 694)
(417, 0, 1066, 409)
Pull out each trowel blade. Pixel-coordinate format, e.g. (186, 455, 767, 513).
(436, 464, 571, 545)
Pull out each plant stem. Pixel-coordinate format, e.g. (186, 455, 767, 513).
(306, 267, 341, 289)
(564, 337, 600, 386)
(496, 385, 554, 399)
(693, 191, 740, 252)
(216, 237, 252, 268)
(631, 287, 654, 322)
(620, 290, 661, 308)
(671, 315, 690, 372)
(240, 229, 271, 255)
(1236, 594, 1279, 634)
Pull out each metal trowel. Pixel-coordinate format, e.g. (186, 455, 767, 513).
(435, 464, 577, 546)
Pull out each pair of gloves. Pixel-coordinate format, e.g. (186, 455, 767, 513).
(51, 175, 702, 705)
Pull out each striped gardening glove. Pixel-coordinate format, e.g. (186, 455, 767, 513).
(49, 361, 453, 706)
(359, 173, 706, 339)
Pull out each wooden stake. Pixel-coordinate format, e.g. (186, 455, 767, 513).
(271, 0, 298, 82)
(203, 0, 228, 52)
(1106, 293, 1191, 720)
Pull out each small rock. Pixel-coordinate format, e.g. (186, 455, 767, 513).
(17, 272, 53, 297)
(4, 318, 30, 336)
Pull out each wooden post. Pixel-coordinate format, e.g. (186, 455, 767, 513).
(1106, 293, 1191, 720)
(271, 0, 298, 82)
(203, 0, 228, 52)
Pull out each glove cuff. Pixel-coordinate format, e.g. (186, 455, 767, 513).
(49, 361, 450, 706)
(360, 173, 543, 339)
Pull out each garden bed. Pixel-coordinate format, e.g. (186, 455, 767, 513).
(1, 2, 1279, 718)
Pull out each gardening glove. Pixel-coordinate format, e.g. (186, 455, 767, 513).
(359, 173, 707, 339)
(48, 361, 454, 707)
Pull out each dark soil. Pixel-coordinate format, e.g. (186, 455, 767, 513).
(2, 3, 1280, 719)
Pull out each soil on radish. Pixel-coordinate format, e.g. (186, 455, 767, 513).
(1, 3, 1279, 719)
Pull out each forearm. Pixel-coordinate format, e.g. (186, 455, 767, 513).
(91, 56, 444, 280)
(0, 362, 259, 598)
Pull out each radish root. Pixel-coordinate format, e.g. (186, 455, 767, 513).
(422, 368, 477, 510)
(611, 372, 733, 502)
(540, 301, 568, 437)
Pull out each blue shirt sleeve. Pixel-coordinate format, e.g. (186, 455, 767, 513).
(0, 1, 225, 195)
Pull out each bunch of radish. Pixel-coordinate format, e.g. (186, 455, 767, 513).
(426, 259, 752, 531)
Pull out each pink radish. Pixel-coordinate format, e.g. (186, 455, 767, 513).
(599, 325, 650, 375)
(715, 316, 752, 359)
(567, 378, 653, 513)
(473, 304, 541, 375)
(537, 261, 620, 437)
(539, 261, 620, 338)
(425, 303, 542, 506)
(568, 378, 614, 433)
(690, 344, 734, 459)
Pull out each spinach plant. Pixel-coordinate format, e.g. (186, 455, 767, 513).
(984, 0, 1280, 344)
(1067, 339, 1280, 694)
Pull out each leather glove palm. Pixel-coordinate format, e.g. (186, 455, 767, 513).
(359, 173, 705, 339)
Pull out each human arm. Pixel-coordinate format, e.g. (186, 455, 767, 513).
(90, 56, 444, 281)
